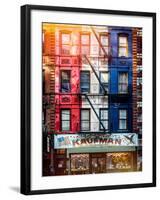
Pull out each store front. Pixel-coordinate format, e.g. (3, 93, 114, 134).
(54, 133, 138, 175)
(69, 151, 137, 175)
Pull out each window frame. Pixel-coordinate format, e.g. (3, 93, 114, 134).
(80, 32, 90, 55)
(118, 109, 128, 130)
(99, 71, 109, 93)
(118, 34, 129, 57)
(99, 33, 109, 56)
(80, 109, 90, 131)
(61, 109, 71, 131)
(118, 72, 128, 94)
(60, 70, 71, 93)
(99, 108, 109, 131)
(80, 70, 90, 93)
(60, 31, 71, 55)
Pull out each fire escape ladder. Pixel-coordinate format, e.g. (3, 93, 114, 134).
(90, 27, 108, 57)
(84, 94, 106, 132)
(84, 55, 107, 95)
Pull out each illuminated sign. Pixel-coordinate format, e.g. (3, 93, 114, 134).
(54, 133, 138, 149)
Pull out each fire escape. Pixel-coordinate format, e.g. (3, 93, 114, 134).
(80, 27, 110, 134)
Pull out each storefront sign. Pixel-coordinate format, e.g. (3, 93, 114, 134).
(54, 133, 138, 149)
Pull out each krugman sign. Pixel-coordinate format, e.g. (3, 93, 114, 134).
(54, 133, 138, 149)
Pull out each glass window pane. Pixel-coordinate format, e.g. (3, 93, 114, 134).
(100, 72, 108, 83)
(62, 71, 70, 80)
(81, 46, 90, 55)
(81, 121, 90, 130)
(119, 84, 128, 93)
(119, 47, 127, 57)
(100, 110, 108, 119)
(62, 121, 70, 131)
(61, 45, 70, 55)
(81, 72, 90, 81)
(81, 72, 90, 93)
(71, 154, 89, 171)
(62, 110, 70, 120)
(119, 72, 128, 93)
(107, 153, 132, 170)
(119, 119, 127, 129)
(100, 35, 108, 46)
(61, 71, 70, 92)
(119, 110, 127, 119)
(100, 121, 108, 129)
(62, 33, 70, 44)
(81, 34, 90, 45)
(81, 110, 89, 120)
(119, 36, 128, 57)
(119, 36, 127, 46)
(61, 83, 70, 92)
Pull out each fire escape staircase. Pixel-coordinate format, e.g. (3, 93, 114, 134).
(84, 94, 107, 132)
(80, 27, 111, 133)
(83, 55, 107, 95)
(90, 26, 109, 57)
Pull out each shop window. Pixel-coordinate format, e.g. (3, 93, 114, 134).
(91, 157, 106, 174)
(60, 71, 71, 93)
(71, 154, 89, 174)
(80, 71, 90, 93)
(118, 35, 128, 57)
(99, 109, 108, 130)
(99, 71, 109, 93)
(61, 32, 71, 55)
(119, 109, 127, 130)
(106, 153, 132, 170)
(61, 109, 70, 131)
(81, 109, 90, 131)
(99, 34, 109, 55)
(80, 33, 90, 55)
(118, 72, 128, 94)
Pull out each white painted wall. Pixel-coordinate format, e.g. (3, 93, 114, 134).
(81, 27, 109, 131)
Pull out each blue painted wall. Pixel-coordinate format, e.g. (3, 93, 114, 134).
(108, 27, 133, 133)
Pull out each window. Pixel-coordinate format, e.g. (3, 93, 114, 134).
(80, 33, 90, 55)
(80, 71, 90, 93)
(137, 77, 142, 86)
(118, 72, 128, 94)
(99, 34, 109, 55)
(42, 31, 45, 54)
(61, 32, 71, 55)
(61, 110, 70, 131)
(60, 71, 71, 92)
(81, 109, 90, 131)
(100, 72, 109, 93)
(100, 109, 108, 130)
(119, 109, 127, 130)
(107, 153, 132, 170)
(118, 35, 128, 57)
(71, 154, 89, 174)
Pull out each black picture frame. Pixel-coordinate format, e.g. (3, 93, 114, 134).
(21, 4, 156, 195)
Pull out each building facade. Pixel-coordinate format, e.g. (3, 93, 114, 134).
(42, 23, 142, 176)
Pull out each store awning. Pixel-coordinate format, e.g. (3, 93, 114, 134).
(67, 146, 136, 156)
